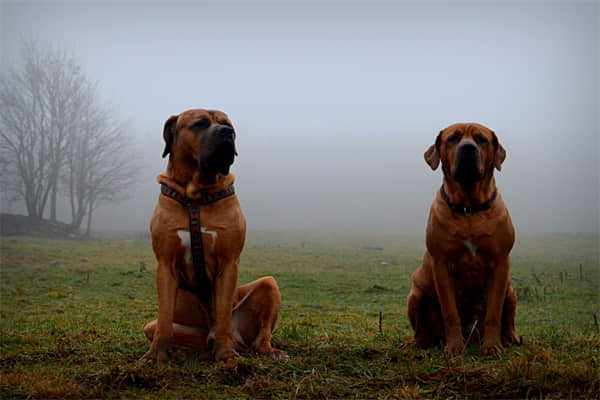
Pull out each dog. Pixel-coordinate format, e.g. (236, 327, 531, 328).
(407, 122, 518, 355)
(140, 109, 287, 362)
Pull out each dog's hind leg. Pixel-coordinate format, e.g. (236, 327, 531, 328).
(144, 320, 209, 351)
(143, 289, 211, 354)
(501, 286, 519, 346)
(231, 276, 288, 361)
(408, 286, 443, 348)
(408, 285, 430, 348)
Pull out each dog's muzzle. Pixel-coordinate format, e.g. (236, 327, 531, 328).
(201, 125, 237, 176)
(453, 142, 482, 185)
(215, 125, 235, 140)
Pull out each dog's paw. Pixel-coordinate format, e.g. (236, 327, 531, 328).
(444, 339, 464, 356)
(139, 347, 168, 363)
(502, 331, 520, 347)
(413, 333, 432, 349)
(214, 346, 239, 362)
(270, 349, 289, 362)
(482, 339, 504, 355)
(139, 337, 171, 363)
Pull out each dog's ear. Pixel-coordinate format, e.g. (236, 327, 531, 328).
(424, 132, 442, 170)
(491, 131, 506, 171)
(162, 115, 178, 158)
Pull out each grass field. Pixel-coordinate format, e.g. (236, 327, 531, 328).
(1, 231, 598, 399)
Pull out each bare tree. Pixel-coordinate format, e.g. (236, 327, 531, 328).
(65, 95, 95, 230)
(65, 104, 137, 236)
(44, 47, 92, 222)
(0, 40, 138, 235)
(0, 41, 89, 221)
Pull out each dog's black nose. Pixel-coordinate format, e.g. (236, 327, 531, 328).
(458, 142, 478, 156)
(215, 125, 234, 138)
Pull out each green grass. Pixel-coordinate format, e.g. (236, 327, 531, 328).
(1, 232, 598, 398)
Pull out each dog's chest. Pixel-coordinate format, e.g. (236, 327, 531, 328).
(176, 228, 218, 266)
(450, 241, 493, 290)
(463, 239, 478, 257)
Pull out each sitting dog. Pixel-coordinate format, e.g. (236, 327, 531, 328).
(407, 123, 518, 355)
(141, 109, 287, 362)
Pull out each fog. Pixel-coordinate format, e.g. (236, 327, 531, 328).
(1, 1, 598, 233)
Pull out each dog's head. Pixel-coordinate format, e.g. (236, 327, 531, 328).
(162, 109, 237, 176)
(424, 123, 505, 188)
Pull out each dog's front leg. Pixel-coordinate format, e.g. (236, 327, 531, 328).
(140, 262, 178, 362)
(211, 260, 239, 361)
(482, 255, 510, 355)
(432, 258, 464, 355)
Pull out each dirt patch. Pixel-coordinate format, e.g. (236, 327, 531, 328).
(214, 362, 257, 386)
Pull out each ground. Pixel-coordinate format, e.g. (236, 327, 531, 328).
(0, 231, 598, 399)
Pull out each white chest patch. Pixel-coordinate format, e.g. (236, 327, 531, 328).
(201, 227, 218, 252)
(176, 228, 219, 266)
(464, 239, 478, 257)
(177, 230, 192, 265)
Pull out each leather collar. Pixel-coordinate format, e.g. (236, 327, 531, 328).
(440, 184, 497, 215)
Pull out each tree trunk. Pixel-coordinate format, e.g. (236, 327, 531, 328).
(85, 197, 94, 238)
(24, 191, 37, 220)
(50, 182, 57, 221)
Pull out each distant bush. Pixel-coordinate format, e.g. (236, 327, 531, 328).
(0, 213, 78, 238)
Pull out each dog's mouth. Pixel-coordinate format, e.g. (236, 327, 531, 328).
(453, 160, 483, 186)
(453, 143, 483, 187)
(200, 137, 237, 176)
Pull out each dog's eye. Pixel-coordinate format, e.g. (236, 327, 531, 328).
(191, 119, 210, 130)
(447, 133, 460, 144)
(475, 135, 488, 145)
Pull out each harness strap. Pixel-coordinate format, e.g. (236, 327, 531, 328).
(160, 183, 235, 300)
(440, 184, 497, 215)
(160, 183, 235, 207)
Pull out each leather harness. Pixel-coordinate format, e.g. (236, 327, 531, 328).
(160, 182, 235, 301)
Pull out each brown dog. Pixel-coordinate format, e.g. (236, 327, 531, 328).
(407, 123, 518, 355)
(140, 109, 287, 362)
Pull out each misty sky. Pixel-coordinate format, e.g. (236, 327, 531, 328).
(1, 1, 598, 233)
